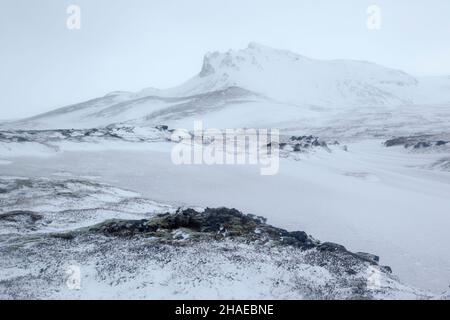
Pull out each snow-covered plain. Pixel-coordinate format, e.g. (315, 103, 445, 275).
(1, 138, 449, 294)
(1, 43, 450, 298)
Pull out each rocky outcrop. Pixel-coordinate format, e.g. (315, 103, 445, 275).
(384, 134, 450, 149)
(0, 210, 43, 233)
(56, 207, 389, 273)
(66, 207, 317, 249)
(268, 135, 344, 157)
(0, 126, 170, 145)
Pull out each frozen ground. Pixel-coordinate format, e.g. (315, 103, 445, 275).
(0, 134, 449, 294)
(0, 177, 430, 299)
(1, 43, 449, 299)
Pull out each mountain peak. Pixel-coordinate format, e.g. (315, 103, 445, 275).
(199, 42, 301, 78)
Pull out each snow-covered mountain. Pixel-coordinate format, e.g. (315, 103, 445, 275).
(141, 42, 450, 108)
(147, 42, 420, 106)
(5, 43, 450, 130)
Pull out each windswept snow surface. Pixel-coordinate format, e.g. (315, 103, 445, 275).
(0, 177, 429, 299)
(1, 43, 450, 298)
(1, 138, 450, 294)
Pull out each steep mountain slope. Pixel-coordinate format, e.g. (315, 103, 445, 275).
(150, 42, 419, 107)
(5, 43, 450, 130)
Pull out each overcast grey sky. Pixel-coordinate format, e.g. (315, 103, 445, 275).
(0, 0, 449, 119)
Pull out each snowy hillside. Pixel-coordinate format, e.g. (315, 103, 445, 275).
(0, 176, 428, 299)
(5, 43, 450, 131)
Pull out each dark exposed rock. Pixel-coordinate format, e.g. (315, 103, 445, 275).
(269, 135, 333, 155)
(384, 137, 408, 147)
(51, 233, 75, 240)
(83, 207, 319, 249)
(318, 242, 347, 252)
(355, 252, 380, 264)
(53, 207, 384, 269)
(381, 266, 392, 273)
(156, 125, 169, 131)
(0, 210, 44, 232)
(290, 135, 328, 149)
(414, 142, 431, 149)
(0, 210, 43, 223)
(289, 230, 310, 243)
(384, 134, 450, 149)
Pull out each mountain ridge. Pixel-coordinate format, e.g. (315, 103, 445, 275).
(5, 42, 450, 130)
